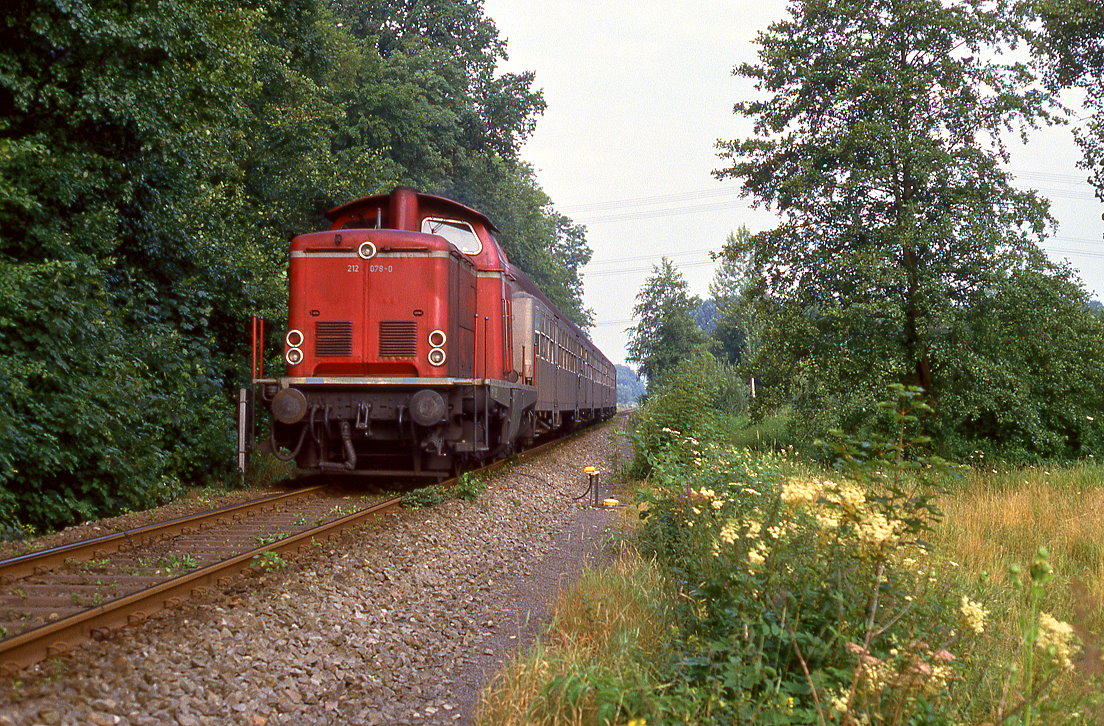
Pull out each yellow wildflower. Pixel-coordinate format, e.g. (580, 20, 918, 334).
(748, 541, 770, 566)
(1037, 612, 1079, 670)
(959, 596, 988, 635)
(832, 481, 866, 511)
(767, 521, 791, 540)
(781, 478, 820, 507)
(815, 510, 840, 530)
(855, 511, 900, 550)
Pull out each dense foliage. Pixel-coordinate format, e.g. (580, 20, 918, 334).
(613, 380, 1094, 723)
(712, 0, 1104, 460)
(0, 0, 590, 534)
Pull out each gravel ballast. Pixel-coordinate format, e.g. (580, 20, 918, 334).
(0, 419, 629, 726)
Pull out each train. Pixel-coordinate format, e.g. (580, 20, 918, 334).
(248, 187, 616, 478)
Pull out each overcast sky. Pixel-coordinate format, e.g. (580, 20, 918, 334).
(483, 0, 1104, 367)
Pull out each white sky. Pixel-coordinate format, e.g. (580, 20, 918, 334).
(484, 0, 1104, 367)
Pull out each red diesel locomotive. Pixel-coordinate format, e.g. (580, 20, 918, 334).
(254, 187, 616, 477)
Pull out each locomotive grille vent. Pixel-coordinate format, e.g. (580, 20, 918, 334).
(315, 321, 353, 357)
(379, 321, 417, 358)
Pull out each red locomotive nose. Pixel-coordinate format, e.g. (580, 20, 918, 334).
(285, 228, 465, 379)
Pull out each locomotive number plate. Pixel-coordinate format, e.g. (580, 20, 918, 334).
(369, 264, 394, 273)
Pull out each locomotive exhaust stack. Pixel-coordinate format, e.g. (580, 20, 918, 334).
(250, 188, 616, 479)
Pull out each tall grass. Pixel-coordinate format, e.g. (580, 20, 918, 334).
(476, 544, 668, 725)
(935, 463, 1104, 616)
(932, 462, 1104, 713)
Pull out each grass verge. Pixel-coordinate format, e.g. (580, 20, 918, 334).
(477, 537, 669, 725)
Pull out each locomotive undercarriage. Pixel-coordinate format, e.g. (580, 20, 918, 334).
(263, 379, 538, 479)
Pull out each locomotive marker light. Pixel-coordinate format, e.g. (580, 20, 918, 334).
(409, 389, 448, 427)
(285, 329, 304, 348)
(271, 388, 309, 424)
(428, 329, 447, 348)
(427, 348, 446, 366)
(357, 241, 377, 260)
(285, 347, 304, 366)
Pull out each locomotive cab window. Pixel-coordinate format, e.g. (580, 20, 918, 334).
(421, 217, 482, 255)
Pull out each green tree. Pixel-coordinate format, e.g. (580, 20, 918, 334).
(1036, 0, 1104, 208)
(626, 258, 711, 388)
(708, 226, 756, 365)
(714, 0, 1104, 457)
(0, 0, 586, 532)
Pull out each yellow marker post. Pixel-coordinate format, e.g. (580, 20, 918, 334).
(584, 467, 599, 506)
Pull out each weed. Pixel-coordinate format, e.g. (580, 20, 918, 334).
(254, 533, 282, 546)
(487, 385, 1102, 723)
(43, 659, 66, 681)
(12, 587, 26, 599)
(402, 485, 448, 509)
(79, 558, 109, 572)
(252, 551, 286, 571)
(0, 626, 7, 639)
(456, 472, 487, 501)
(479, 551, 668, 725)
(157, 553, 198, 572)
(328, 503, 361, 518)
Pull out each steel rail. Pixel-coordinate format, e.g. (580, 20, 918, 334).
(0, 495, 404, 675)
(0, 417, 612, 675)
(0, 485, 329, 584)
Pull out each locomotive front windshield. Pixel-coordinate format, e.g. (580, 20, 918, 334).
(421, 217, 482, 255)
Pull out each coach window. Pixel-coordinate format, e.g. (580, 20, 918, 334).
(421, 217, 483, 255)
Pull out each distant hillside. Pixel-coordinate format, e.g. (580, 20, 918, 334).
(616, 365, 646, 406)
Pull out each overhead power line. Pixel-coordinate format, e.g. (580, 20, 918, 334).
(561, 169, 1101, 226)
(574, 199, 754, 225)
(582, 234, 1101, 276)
(561, 167, 1098, 213)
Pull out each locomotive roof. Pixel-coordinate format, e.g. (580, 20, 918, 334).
(324, 187, 499, 232)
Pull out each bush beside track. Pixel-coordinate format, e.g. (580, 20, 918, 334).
(479, 360, 1104, 724)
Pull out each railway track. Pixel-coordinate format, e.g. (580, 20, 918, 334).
(0, 431, 587, 676)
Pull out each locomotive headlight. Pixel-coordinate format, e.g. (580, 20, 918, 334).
(285, 329, 304, 348)
(428, 329, 447, 347)
(286, 347, 304, 366)
(357, 241, 377, 260)
(427, 348, 446, 366)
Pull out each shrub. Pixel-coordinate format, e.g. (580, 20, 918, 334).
(627, 385, 1088, 722)
(628, 352, 748, 479)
